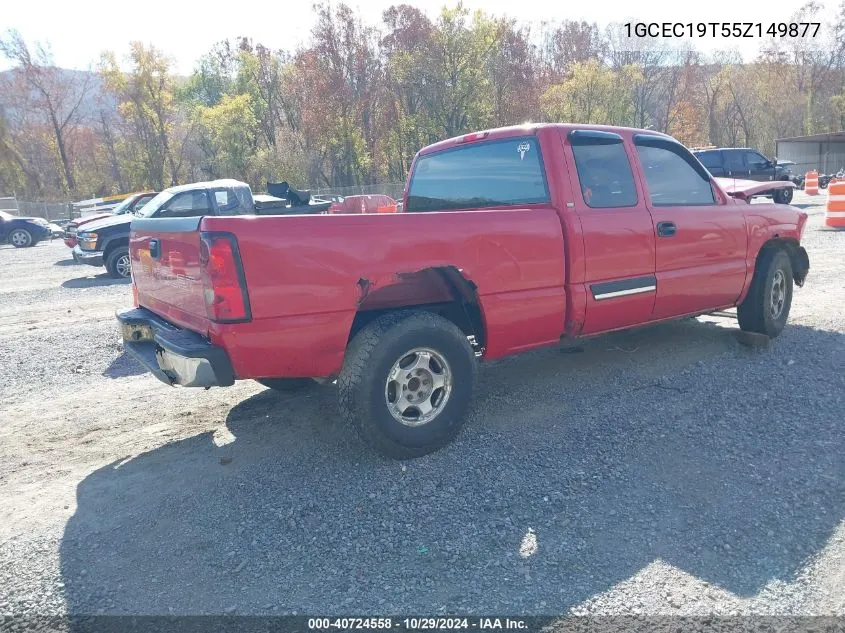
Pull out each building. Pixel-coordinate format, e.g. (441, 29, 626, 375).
(775, 132, 845, 175)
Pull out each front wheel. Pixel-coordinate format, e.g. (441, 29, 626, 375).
(9, 228, 33, 248)
(105, 247, 131, 278)
(338, 311, 477, 459)
(773, 187, 793, 204)
(737, 248, 793, 338)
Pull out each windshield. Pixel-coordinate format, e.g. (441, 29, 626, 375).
(0, 210, 13, 221)
(110, 195, 138, 215)
(136, 191, 174, 218)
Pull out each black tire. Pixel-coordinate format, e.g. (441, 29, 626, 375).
(737, 248, 793, 338)
(338, 310, 477, 459)
(773, 187, 793, 204)
(256, 378, 316, 392)
(105, 247, 131, 278)
(9, 228, 33, 248)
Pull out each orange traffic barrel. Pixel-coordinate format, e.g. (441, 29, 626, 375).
(824, 180, 845, 228)
(805, 170, 819, 195)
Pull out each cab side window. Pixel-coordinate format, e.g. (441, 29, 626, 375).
(724, 150, 746, 173)
(157, 191, 211, 218)
(635, 140, 716, 206)
(746, 151, 770, 170)
(569, 132, 638, 209)
(696, 151, 722, 170)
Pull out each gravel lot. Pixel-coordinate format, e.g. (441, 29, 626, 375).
(0, 192, 843, 622)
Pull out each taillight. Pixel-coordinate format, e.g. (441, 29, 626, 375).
(459, 131, 489, 143)
(199, 232, 251, 323)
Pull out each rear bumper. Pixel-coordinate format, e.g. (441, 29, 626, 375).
(116, 307, 235, 388)
(72, 245, 103, 266)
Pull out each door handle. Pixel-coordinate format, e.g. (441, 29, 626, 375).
(149, 238, 161, 259)
(656, 221, 676, 237)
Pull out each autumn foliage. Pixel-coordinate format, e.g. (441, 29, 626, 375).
(2, 1, 845, 200)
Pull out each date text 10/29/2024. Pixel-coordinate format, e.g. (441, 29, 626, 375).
(624, 22, 821, 38)
(308, 618, 529, 631)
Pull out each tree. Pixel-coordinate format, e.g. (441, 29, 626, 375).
(0, 29, 91, 195)
(100, 43, 186, 189)
(425, 4, 498, 137)
(540, 59, 640, 126)
(193, 93, 260, 181)
(380, 4, 438, 179)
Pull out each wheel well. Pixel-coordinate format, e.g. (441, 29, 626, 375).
(757, 237, 807, 286)
(348, 266, 486, 352)
(103, 237, 129, 261)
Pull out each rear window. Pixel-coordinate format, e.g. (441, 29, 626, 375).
(405, 136, 549, 212)
(212, 186, 254, 215)
(695, 151, 722, 169)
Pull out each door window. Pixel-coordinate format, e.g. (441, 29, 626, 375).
(724, 150, 746, 172)
(745, 151, 770, 170)
(569, 132, 638, 208)
(635, 142, 716, 206)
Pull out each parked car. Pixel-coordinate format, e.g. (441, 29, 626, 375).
(117, 124, 810, 459)
(0, 210, 53, 248)
(692, 147, 795, 203)
(64, 191, 158, 248)
(73, 179, 325, 278)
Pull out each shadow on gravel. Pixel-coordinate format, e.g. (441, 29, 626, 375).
(54, 258, 80, 266)
(102, 351, 146, 379)
(59, 319, 845, 615)
(62, 275, 130, 289)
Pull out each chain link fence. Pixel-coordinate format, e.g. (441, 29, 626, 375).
(0, 196, 73, 221)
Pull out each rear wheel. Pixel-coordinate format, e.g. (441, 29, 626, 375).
(773, 187, 793, 204)
(9, 229, 32, 248)
(105, 247, 131, 278)
(738, 248, 793, 338)
(338, 311, 477, 459)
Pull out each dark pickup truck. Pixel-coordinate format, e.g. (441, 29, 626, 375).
(692, 147, 794, 204)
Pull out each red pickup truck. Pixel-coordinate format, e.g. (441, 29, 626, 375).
(117, 124, 809, 458)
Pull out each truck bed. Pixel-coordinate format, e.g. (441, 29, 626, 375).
(130, 208, 567, 379)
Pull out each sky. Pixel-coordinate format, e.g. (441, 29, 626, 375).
(1, 0, 839, 74)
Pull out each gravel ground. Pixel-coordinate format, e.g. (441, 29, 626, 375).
(0, 193, 843, 623)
